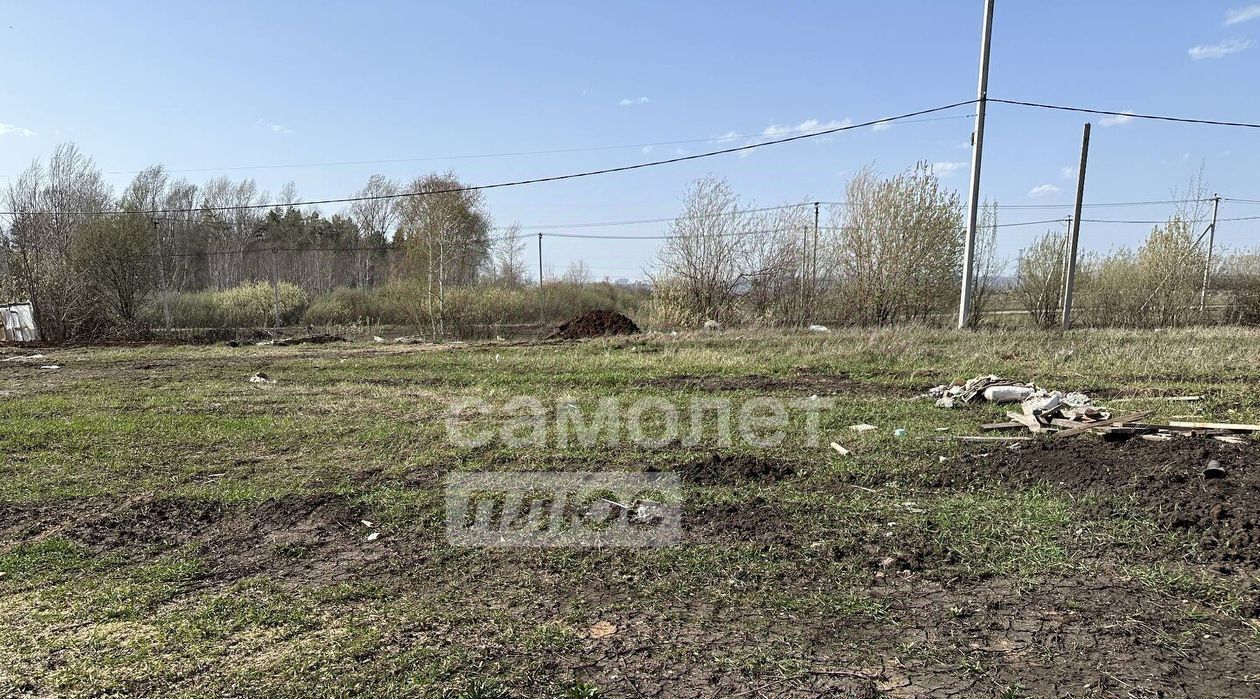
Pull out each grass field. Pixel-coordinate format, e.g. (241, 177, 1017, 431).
(2, 327, 1259, 697)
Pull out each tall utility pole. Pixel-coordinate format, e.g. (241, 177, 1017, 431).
(1061, 122, 1091, 330)
(811, 201, 820, 319)
(269, 243, 283, 328)
(537, 232, 545, 333)
(1199, 194, 1222, 314)
(957, 0, 996, 329)
(800, 226, 809, 326)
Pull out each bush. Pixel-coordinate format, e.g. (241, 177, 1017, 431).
(1220, 251, 1260, 325)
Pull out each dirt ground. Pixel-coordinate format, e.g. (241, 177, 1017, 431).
(2, 329, 1260, 697)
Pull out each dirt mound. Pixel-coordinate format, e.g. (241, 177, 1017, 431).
(949, 437, 1260, 568)
(548, 310, 640, 340)
(678, 453, 797, 486)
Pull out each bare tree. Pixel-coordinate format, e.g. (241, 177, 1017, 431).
(651, 177, 761, 322)
(3, 143, 112, 340)
(395, 172, 492, 336)
(1015, 227, 1068, 327)
(491, 222, 529, 287)
(348, 175, 399, 288)
(827, 163, 964, 325)
(964, 200, 1007, 327)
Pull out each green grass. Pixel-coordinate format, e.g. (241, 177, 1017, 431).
(2, 326, 1259, 696)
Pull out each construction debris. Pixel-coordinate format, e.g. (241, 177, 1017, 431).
(248, 372, 275, 384)
(927, 374, 1259, 441)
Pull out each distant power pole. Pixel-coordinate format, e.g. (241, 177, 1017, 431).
(270, 243, 282, 328)
(1061, 122, 1091, 330)
(811, 201, 820, 318)
(1199, 194, 1222, 314)
(537, 232, 545, 333)
(957, 0, 996, 329)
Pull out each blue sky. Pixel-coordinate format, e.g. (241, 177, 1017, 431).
(2, 1, 1257, 279)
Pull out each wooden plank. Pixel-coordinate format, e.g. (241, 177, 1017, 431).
(1053, 410, 1152, 438)
(980, 421, 1025, 431)
(1167, 420, 1260, 432)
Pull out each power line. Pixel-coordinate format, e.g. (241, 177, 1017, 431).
(992, 98, 1260, 129)
(76, 114, 976, 177)
(0, 100, 978, 217)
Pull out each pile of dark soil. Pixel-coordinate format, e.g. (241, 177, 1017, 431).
(677, 453, 797, 486)
(547, 310, 640, 340)
(949, 437, 1260, 567)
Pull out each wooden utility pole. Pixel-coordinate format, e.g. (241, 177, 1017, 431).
(957, 0, 996, 329)
(537, 232, 545, 333)
(1061, 122, 1091, 330)
(1199, 194, 1221, 314)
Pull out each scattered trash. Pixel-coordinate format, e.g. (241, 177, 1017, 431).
(248, 372, 275, 384)
(808, 324, 830, 333)
(361, 520, 374, 527)
(1203, 460, 1226, 480)
(373, 336, 385, 343)
(587, 620, 618, 639)
(366, 531, 381, 542)
(703, 319, 723, 331)
(849, 424, 878, 433)
(931, 374, 1260, 441)
(39, 365, 61, 370)
(893, 428, 908, 438)
(2, 354, 45, 362)
(830, 441, 851, 456)
(395, 336, 426, 344)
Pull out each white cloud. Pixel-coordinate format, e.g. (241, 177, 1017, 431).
(1099, 111, 1135, 127)
(760, 118, 851, 137)
(1059, 166, 1076, 179)
(871, 121, 893, 132)
(640, 145, 654, 154)
(1225, 4, 1260, 25)
(618, 96, 650, 106)
(1028, 184, 1062, 198)
(256, 119, 293, 134)
(0, 122, 37, 137)
(1188, 38, 1253, 59)
(930, 161, 967, 177)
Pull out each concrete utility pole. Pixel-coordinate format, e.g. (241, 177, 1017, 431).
(811, 201, 820, 318)
(957, 0, 996, 329)
(537, 232, 545, 333)
(270, 243, 282, 328)
(1199, 194, 1221, 314)
(1061, 122, 1091, 330)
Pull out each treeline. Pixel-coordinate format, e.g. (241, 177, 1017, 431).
(0, 144, 539, 341)
(3, 144, 1257, 341)
(647, 163, 1004, 327)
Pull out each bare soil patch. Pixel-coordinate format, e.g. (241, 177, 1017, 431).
(0, 494, 400, 585)
(947, 437, 1260, 569)
(675, 452, 797, 486)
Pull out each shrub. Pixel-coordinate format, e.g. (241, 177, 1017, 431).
(212, 282, 308, 327)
